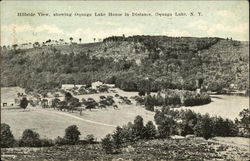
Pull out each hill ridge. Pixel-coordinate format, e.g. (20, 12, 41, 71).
(1, 35, 249, 94)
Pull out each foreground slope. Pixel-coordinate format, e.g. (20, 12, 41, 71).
(1, 137, 249, 161)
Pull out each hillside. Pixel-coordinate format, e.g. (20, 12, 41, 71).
(1, 36, 249, 93)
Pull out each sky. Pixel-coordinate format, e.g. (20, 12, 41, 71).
(1, 1, 249, 46)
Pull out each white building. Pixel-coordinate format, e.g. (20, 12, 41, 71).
(61, 84, 85, 90)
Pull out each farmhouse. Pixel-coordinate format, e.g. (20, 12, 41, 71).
(1, 98, 16, 107)
(1, 95, 25, 107)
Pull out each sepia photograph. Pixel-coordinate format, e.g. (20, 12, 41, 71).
(0, 0, 249, 160)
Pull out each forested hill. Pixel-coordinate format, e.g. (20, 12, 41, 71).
(1, 36, 249, 93)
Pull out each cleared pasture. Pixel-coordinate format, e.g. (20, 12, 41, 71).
(1, 88, 154, 140)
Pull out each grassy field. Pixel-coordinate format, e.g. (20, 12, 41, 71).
(1, 88, 154, 140)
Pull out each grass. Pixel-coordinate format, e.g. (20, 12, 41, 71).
(1, 88, 155, 140)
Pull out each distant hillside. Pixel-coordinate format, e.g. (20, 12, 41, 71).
(1, 36, 249, 93)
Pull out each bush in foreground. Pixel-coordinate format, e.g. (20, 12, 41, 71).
(101, 134, 114, 154)
(1, 123, 15, 148)
(84, 134, 96, 144)
(194, 114, 213, 140)
(19, 129, 41, 147)
(64, 125, 81, 144)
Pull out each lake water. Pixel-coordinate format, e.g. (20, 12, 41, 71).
(178, 95, 249, 120)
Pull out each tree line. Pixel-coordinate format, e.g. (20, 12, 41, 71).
(100, 107, 249, 153)
(134, 89, 211, 111)
(1, 124, 95, 148)
(1, 108, 249, 151)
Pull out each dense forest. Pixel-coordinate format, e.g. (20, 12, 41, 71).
(1, 36, 249, 93)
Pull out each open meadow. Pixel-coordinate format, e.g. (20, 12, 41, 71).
(1, 87, 154, 140)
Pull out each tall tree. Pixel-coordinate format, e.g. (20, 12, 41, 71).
(132, 115, 145, 139)
(20, 97, 29, 110)
(1, 123, 15, 148)
(145, 121, 157, 139)
(101, 134, 113, 154)
(64, 125, 81, 144)
(20, 129, 41, 147)
(194, 114, 213, 140)
(112, 126, 123, 149)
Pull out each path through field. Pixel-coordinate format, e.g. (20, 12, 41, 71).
(1, 104, 154, 140)
(38, 109, 116, 127)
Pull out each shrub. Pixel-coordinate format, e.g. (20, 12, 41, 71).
(112, 126, 123, 149)
(1, 123, 15, 148)
(101, 134, 114, 154)
(19, 129, 41, 147)
(52, 98, 60, 109)
(138, 91, 145, 96)
(145, 105, 154, 111)
(238, 108, 250, 137)
(100, 95, 106, 100)
(81, 98, 87, 105)
(55, 136, 67, 145)
(79, 88, 88, 95)
(145, 121, 157, 139)
(212, 117, 238, 137)
(132, 115, 145, 140)
(183, 92, 211, 106)
(194, 114, 213, 140)
(84, 98, 98, 110)
(88, 88, 97, 94)
(40, 138, 54, 147)
(20, 97, 29, 109)
(98, 85, 109, 92)
(64, 125, 81, 144)
(134, 96, 145, 105)
(84, 134, 95, 144)
(157, 117, 175, 138)
(64, 92, 73, 102)
(165, 94, 181, 106)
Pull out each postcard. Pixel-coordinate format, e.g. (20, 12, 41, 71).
(1, 1, 249, 160)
